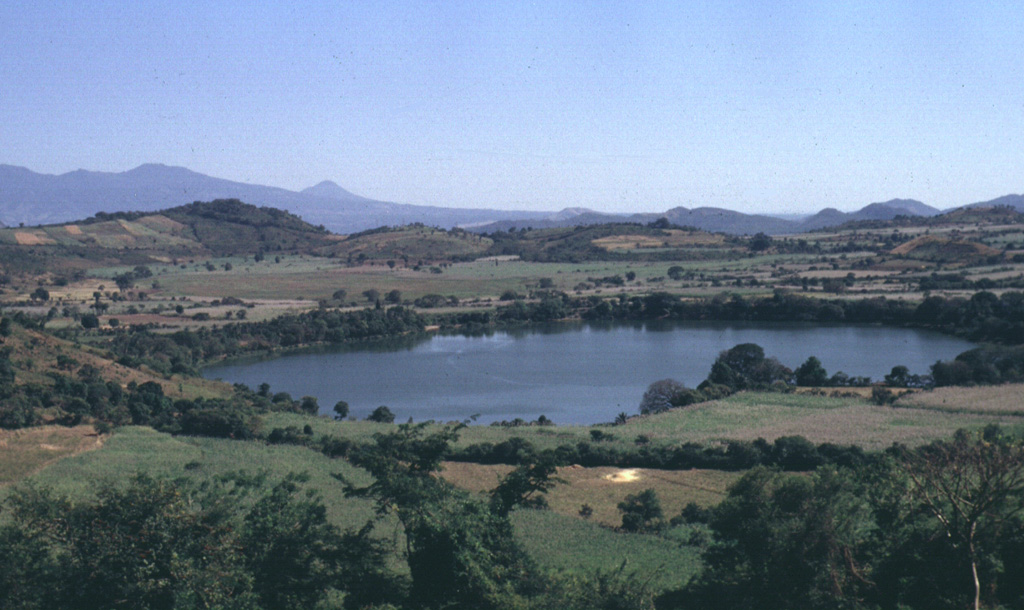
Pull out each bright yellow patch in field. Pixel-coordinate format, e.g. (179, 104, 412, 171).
(603, 468, 640, 483)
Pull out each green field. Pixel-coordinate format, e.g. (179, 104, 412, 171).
(1, 427, 378, 530)
(2, 424, 714, 586)
(264, 387, 1024, 454)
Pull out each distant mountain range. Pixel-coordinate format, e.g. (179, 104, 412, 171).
(0, 163, 1019, 235)
(0, 164, 549, 233)
(470, 198, 947, 234)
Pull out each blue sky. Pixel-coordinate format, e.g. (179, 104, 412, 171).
(2, 1, 1021, 213)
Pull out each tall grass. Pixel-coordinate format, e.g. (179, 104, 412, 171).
(512, 509, 702, 591)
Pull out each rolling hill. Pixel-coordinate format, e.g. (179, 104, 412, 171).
(0, 199, 340, 273)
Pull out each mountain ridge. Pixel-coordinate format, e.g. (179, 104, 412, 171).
(0, 163, 549, 233)
(0, 163, 1018, 235)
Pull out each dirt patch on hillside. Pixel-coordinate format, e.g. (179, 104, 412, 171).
(118, 219, 147, 236)
(65, 225, 83, 235)
(0, 425, 106, 485)
(137, 214, 186, 232)
(14, 231, 54, 245)
(891, 235, 1000, 261)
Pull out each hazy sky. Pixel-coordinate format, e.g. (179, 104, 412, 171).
(2, 1, 1021, 213)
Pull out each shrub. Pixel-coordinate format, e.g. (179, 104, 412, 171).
(367, 405, 395, 423)
(618, 489, 664, 532)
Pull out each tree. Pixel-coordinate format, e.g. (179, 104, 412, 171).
(385, 289, 402, 304)
(749, 232, 772, 252)
(362, 289, 380, 303)
(795, 356, 829, 387)
(366, 405, 395, 423)
(29, 287, 49, 302)
(885, 365, 911, 387)
(240, 473, 387, 609)
(299, 395, 319, 415)
(489, 456, 562, 517)
(113, 273, 135, 291)
(684, 467, 876, 609)
(898, 430, 1024, 610)
(341, 423, 541, 609)
(333, 400, 350, 420)
(707, 343, 791, 391)
(639, 379, 687, 415)
(667, 265, 686, 280)
(618, 489, 664, 532)
(80, 313, 99, 329)
(0, 472, 393, 610)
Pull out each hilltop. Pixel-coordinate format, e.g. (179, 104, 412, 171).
(0, 199, 338, 273)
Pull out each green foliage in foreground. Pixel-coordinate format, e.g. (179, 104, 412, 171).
(668, 429, 1024, 610)
(4, 424, 667, 610)
(0, 472, 395, 610)
(511, 509, 703, 591)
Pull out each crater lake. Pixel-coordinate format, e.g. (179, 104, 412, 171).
(202, 321, 976, 425)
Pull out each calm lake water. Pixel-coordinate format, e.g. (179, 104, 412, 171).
(203, 321, 976, 425)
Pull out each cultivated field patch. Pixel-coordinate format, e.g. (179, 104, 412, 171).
(13, 231, 53, 245)
(897, 384, 1024, 416)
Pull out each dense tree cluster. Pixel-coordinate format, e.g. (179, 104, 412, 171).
(669, 429, 1024, 610)
(0, 473, 394, 610)
(583, 290, 1024, 345)
(104, 306, 426, 375)
(0, 340, 302, 434)
(931, 344, 1024, 386)
(451, 434, 867, 472)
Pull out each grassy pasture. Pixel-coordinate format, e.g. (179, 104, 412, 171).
(440, 461, 740, 527)
(620, 392, 1023, 450)
(265, 385, 1024, 456)
(897, 383, 1024, 417)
